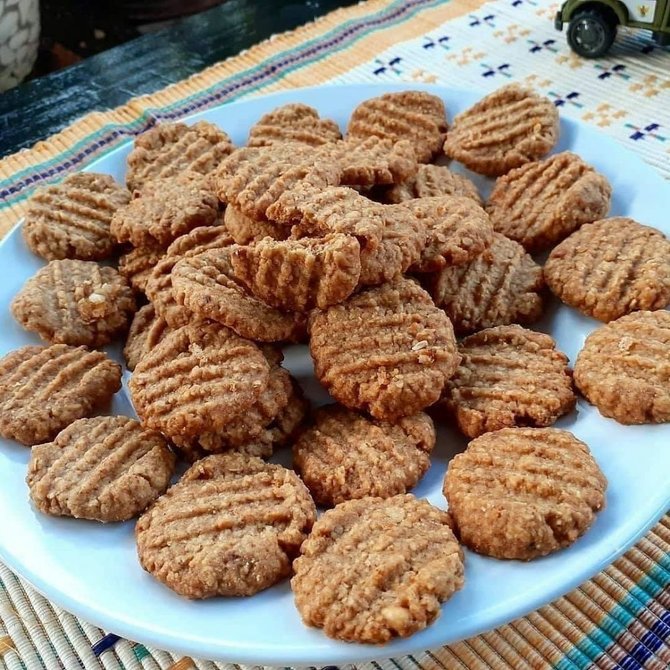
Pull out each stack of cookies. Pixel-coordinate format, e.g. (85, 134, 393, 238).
(1, 83, 669, 647)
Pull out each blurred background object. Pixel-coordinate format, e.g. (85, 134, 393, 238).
(0, 0, 40, 91)
(1, 0, 336, 90)
(0, 0, 353, 154)
(119, 0, 225, 21)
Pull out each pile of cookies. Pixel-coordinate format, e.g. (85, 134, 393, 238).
(1, 84, 669, 646)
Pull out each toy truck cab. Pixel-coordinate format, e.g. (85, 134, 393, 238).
(556, 0, 670, 57)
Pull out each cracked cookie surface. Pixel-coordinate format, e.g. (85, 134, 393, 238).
(136, 453, 316, 598)
(22, 172, 130, 261)
(292, 494, 464, 643)
(28, 416, 175, 522)
(443, 427, 606, 560)
(0, 344, 121, 445)
(544, 217, 670, 322)
(442, 325, 575, 437)
(309, 277, 460, 420)
(293, 405, 435, 506)
(574, 310, 670, 424)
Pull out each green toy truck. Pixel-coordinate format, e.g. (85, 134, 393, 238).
(555, 0, 670, 57)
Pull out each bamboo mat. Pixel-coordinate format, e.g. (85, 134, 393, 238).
(0, 0, 669, 668)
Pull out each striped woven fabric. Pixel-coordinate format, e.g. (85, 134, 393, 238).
(0, 0, 668, 668)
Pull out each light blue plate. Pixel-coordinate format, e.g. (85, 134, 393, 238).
(0, 84, 668, 665)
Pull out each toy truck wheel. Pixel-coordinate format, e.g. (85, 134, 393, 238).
(567, 8, 617, 58)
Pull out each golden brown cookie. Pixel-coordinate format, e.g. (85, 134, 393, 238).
(403, 195, 493, 271)
(164, 223, 233, 257)
(327, 136, 418, 186)
(126, 120, 235, 192)
(22, 173, 130, 261)
(444, 84, 559, 177)
(111, 173, 218, 248)
(144, 256, 193, 328)
(174, 374, 308, 462)
(443, 427, 607, 560)
(486, 152, 612, 253)
(123, 304, 171, 371)
(118, 243, 165, 293)
(171, 247, 305, 342)
(11, 260, 136, 347)
(442, 325, 575, 438)
(129, 321, 270, 439)
(136, 453, 316, 598)
(293, 405, 435, 506)
(247, 103, 342, 147)
(383, 163, 481, 205)
(347, 90, 448, 163)
(358, 205, 427, 286)
(292, 494, 464, 643)
(544, 217, 670, 322)
(185, 355, 292, 451)
(27, 416, 175, 522)
(223, 204, 290, 245)
(429, 232, 544, 334)
(144, 227, 234, 328)
(215, 144, 341, 220)
(0, 344, 121, 445)
(573, 310, 670, 424)
(230, 234, 361, 311)
(267, 184, 385, 251)
(309, 278, 460, 420)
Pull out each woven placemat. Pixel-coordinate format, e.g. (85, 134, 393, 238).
(0, 1, 669, 668)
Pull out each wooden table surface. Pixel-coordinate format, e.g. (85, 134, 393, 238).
(0, 0, 357, 158)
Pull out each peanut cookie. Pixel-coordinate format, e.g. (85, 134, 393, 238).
(144, 227, 234, 328)
(247, 103, 342, 147)
(123, 304, 171, 371)
(267, 184, 385, 251)
(358, 204, 427, 286)
(486, 152, 612, 253)
(175, 375, 308, 462)
(0, 344, 121, 445)
(384, 163, 481, 205)
(443, 427, 607, 560)
(444, 84, 559, 177)
(186, 356, 292, 451)
(292, 494, 464, 643)
(327, 136, 418, 186)
(347, 90, 448, 163)
(111, 173, 218, 248)
(231, 234, 361, 311)
(22, 173, 130, 261)
(309, 278, 460, 420)
(136, 453, 316, 598)
(215, 144, 341, 220)
(442, 325, 575, 438)
(126, 120, 235, 192)
(118, 243, 165, 293)
(129, 320, 270, 439)
(11, 260, 136, 347)
(171, 247, 305, 342)
(574, 310, 670, 424)
(223, 204, 289, 245)
(293, 405, 435, 506)
(544, 217, 670, 322)
(403, 195, 493, 272)
(429, 232, 544, 334)
(164, 223, 233, 257)
(145, 256, 193, 328)
(27, 416, 175, 522)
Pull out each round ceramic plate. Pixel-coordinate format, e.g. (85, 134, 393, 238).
(0, 85, 668, 666)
